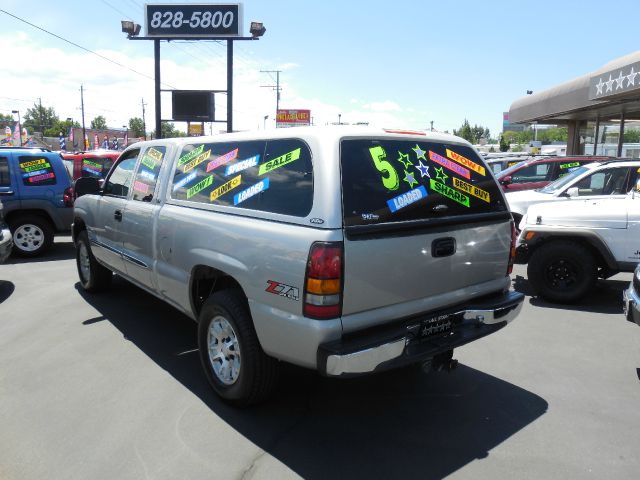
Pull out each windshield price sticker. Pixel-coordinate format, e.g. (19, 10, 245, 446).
(145, 4, 242, 38)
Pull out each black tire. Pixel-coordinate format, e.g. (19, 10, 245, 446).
(527, 240, 596, 303)
(511, 213, 523, 233)
(10, 215, 54, 257)
(75, 230, 112, 292)
(198, 289, 279, 406)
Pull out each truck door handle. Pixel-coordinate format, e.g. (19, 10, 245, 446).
(114, 210, 122, 221)
(432, 237, 456, 257)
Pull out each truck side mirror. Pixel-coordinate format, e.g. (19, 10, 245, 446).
(74, 177, 102, 198)
(566, 187, 579, 198)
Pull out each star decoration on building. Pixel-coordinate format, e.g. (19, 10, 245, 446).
(415, 160, 430, 178)
(595, 78, 605, 95)
(403, 170, 419, 188)
(412, 144, 427, 161)
(615, 71, 625, 90)
(605, 74, 614, 93)
(434, 166, 448, 183)
(627, 67, 638, 88)
(397, 151, 413, 168)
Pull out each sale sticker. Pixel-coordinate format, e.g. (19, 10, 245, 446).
(430, 179, 470, 207)
(429, 151, 470, 179)
(210, 175, 241, 201)
(452, 177, 490, 203)
(445, 149, 485, 176)
(258, 148, 300, 175)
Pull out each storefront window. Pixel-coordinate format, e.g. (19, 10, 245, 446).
(578, 121, 598, 155)
(622, 120, 640, 158)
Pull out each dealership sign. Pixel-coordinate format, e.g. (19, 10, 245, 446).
(589, 60, 640, 100)
(145, 3, 242, 38)
(276, 109, 311, 128)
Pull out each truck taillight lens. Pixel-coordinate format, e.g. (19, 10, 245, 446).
(304, 242, 343, 319)
(507, 220, 517, 275)
(63, 187, 74, 207)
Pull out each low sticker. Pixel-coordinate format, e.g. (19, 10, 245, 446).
(387, 185, 428, 213)
(445, 149, 486, 176)
(177, 144, 205, 166)
(452, 177, 490, 203)
(173, 171, 197, 191)
(206, 148, 238, 173)
(182, 149, 212, 173)
(186, 174, 213, 199)
(560, 161, 580, 169)
(265, 280, 299, 301)
(429, 151, 470, 179)
(210, 175, 241, 201)
(233, 178, 269, 205)
(430, 179, 470, 207)
(226, 154, 260, 176)
(258, 148, 301, 175)
(27, 172, 55, 183)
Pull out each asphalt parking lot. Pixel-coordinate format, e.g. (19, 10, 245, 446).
(1, 236, 639, 480)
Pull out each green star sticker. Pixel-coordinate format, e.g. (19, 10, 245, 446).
(397, 151, 413, 168)
(434, 166, 448, 183)
(412, 144, 427, 161)
(403, 170, 418, 188)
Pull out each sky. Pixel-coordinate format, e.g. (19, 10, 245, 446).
(2, 0, 640, 138)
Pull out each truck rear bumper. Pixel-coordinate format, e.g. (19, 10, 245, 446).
(318, 290, 524, 377)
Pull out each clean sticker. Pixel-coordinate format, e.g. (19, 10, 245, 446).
(177, 144, 205, 166)
(560, 161, 580, 169)
(397, 151, 413, 168)
(133, 180, 149, 194)
(146, 148, 163, 162)
(206, 148, 238, 173)
(430, 179, 469, 207)
(22, 162, 51, 173)
(415, 161, 430, 179)
(429, 151, 470, 179)
(259, 148, 301, 175)
(210, 175, 241, 201)
(412, 144, 427, 161)
(403, 170, 419, 188)
(369, 146, 400, 191)
(452, 177, 490, 203)
(28, 172, 55, 183)
(141, 154, 158, 170)
(265, 280, 299, 301)
(186, 174, 213, 199)
(445, 149, 486, 176)
(182, 149, 212, 173)
(387, 185, 428, 213)
(233, 178, 269, 205)
(434, 166, 449, 183)
(173, 171, 197, 191)
(139, 170, 156, 182)
(226, 154, 260, 176)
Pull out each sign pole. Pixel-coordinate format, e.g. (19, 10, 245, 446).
(227, 40, 233, 133)
(154, 39, 161, 139)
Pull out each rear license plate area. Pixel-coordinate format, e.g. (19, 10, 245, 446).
(420, 312, 458, 338)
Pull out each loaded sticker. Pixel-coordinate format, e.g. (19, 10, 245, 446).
(172, 171, 197, 191)
(27, 172, 55, 183)
(265, 280, 299, 301)
(560, 161, 580, 169)
(234, 178, 269, 205)
(133, 180, 149, 194)
(403, 170, 419, 188)
(415, 161, 430, 178)
(177, 144, 205, 166)
(182, 149, 212, 173)
(225, 154, 260, 176)
(186, 174, 213, 199)
(429, 151, 470, 179)
(412, 144, 427, 161)
(430, 179, 469, 207)
(387, 185, 428, 213)
(368, 146, 399, 191)
(259, 148, 301, 175)
(445, 149, 486, 176)
(452, 177, 490, 203)
(210, 175, 241, 201)
(206, 148, 238, 173)
(397, 151, 413, 168)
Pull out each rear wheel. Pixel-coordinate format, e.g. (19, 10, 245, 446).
(75, 230, 112, 292)
(198, 289, 279, 406)
(10, 215, 54, 257)
(527, 240, 596, 303)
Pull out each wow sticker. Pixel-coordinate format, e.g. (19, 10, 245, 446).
(445, 149, 485, 176)
(19, 158, 47, 169)
(186, 174, 213, 199)
(226, 154, 260, 176)
(387, 185, 428, 213)
(452, 177, 490, 203)
(173, 171, 197, 191)
(206, 148, 238, 173)
(560, 162, 580, 169)
(234, 178, 269, 205)
(259, 148, 300, 175)
(429, 151, 470, 179)
(177, 144, 205, 166)
(210, 175, 241, 201)
(430, 179, 470, 207)
(182, 149, 212, 173)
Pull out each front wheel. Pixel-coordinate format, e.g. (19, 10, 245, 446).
(527, 240, 596, 303)
(198, 290, 279, 406)
(75, 230, 112, 292)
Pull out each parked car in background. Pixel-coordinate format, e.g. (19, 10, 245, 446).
(62, 150, 120, 180)
(507, 159, 640, 227)
(484, 153, 541, 176)
(0, 147, 74, 256)
(496, 155, 612, 192)
(623, 263, 640, 327)
(0, 200, 12, 263)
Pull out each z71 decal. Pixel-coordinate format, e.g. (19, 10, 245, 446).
(265, 280, 299, 301)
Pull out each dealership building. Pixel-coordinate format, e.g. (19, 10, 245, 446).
(509, 51, 640, 157)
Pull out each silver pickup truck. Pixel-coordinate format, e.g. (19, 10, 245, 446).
(72, 126, 524, 406)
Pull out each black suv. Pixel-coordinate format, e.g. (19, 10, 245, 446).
(0, 147, 74, 256)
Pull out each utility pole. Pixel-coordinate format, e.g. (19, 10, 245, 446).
(80, 85, 86, 150)
(430, 120, 434, 132)
(141, 98, 147, 140)
(38, 97, 43, 134)
(260, 70, 282, 122)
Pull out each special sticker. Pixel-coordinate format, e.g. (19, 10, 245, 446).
(258, 148, 300, 175)
(452, 177, 490, 203)
(445, 149, 486, 176)
(430, 179, 470, 207)
(226, 154, 260, 176)
(210, 175, 241, 201)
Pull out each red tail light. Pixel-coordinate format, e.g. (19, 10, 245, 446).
(63, 186, 75, 207)
(303, 242, 343, 319)
(507, 220, 517, 275)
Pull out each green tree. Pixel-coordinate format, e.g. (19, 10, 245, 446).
(90, 115, 107, 130)
(128, 117, 146, 138)
(623, 129, 640, 143)
(454, 120, 492, 144)
(0, 113, 14, 126)
(499, 135, 509, 152)
(23, 102, 59, 133)
(161, 122, 187, 138)
(537, 127, 568, 144)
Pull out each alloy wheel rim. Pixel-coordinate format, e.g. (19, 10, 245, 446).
(14, 224, 44, 252)
(207, 314, 241, 385)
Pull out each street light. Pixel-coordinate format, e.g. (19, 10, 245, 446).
(11, 110, 21, 146)
(122, 124, 128, 148)
(338, 114, 341, 125)
(121, 20, 141, 38)
(263, 115, 269, 130)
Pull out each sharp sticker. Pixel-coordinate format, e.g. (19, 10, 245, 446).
(430, 179, 470, 207)
(429, 151, 470, 179)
